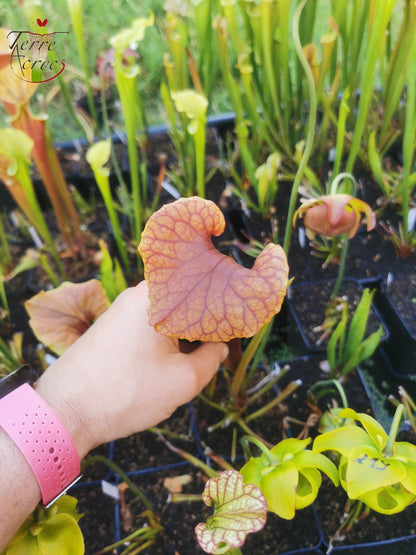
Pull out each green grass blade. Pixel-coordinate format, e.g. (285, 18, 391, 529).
(344, 288, 375, 362)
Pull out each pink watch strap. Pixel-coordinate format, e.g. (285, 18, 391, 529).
(0, 383, 80, 506)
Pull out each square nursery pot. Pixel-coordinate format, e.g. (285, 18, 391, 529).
(286, 278, 389, 354)
(356, 346, 416, 439)
(349, 230, 416, 380)
(373, 284, 416, 381)
(287, 229, 383, 285)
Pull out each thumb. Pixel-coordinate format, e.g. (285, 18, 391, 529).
(178, 341, 229, 396)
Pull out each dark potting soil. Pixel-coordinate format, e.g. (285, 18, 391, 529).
(76, 464, 323, 555)
(353, 230, 416, 338)
(387, 271, 416, 337)
(287, 279, 388, 352)
(382, 260, 416, 340)
(192, 356, 371, 461)
(316, 476, 416, 554)
(345, 166, 416, 341)
(287, 230, 381, 285)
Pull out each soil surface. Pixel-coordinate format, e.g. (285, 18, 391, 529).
(287, 279, 388, 352)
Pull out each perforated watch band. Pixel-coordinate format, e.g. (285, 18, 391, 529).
(0, 383, 81, 506)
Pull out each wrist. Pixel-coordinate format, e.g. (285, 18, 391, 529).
(0, 427, 42, 549)
(35, 363, 96, 460)
(0, 380, 81, 506)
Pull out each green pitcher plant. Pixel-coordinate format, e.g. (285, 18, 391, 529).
(171, 89, 208, 198)
(253, 152, 281, 217)
(293, 176, 376, 301)
(313, 404, 416, 515)
(0, 128, 64, 275)
(239, 436, 339, 520)
(0, 35, 85, 256)
(109, 13, 154, 251)
(65, 0, 98, 128)
(86, 139, 130, 270)
(1, 495, 84, 555)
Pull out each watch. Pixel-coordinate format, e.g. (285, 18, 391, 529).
(0, 364, 39, 399)
(0, 365, 81, 506)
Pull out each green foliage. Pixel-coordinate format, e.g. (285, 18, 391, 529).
(98, 239, 128, 303)
(0, 130, 58, 264)
(390, 386, 416, 436)
(1, 0, 414, 265)
(326, 288, 383, 379)
(199, 324, 300, 461)
(169, 89, 209, 197)
(313, 405, 416, 515)
(254, 152, 281, 217)
(87, 140, 130, 269)
(65, 0, 98, 129)
(0, 334, 24, 377)
(109, 14, 154, 251)
(240, 436, 339, 519)
(2, 496, 84, 555)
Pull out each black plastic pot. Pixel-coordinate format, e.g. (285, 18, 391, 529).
(357, 346, 416, 430)
(286, 278, 390, 354)
(373, 287, 416, 381)
(289, 229, 383, 285)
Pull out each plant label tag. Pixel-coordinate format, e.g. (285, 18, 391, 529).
(408, 208, 416, 232)
(101, 480, 120, 500)
(28, 226, 43, 249)
(43, 353, 57, 366)
(161, 179, 181, 199)
(298, 226, 306, 248)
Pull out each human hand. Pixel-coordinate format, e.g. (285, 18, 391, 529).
(36, 281, 228, 458)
